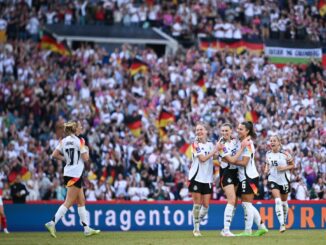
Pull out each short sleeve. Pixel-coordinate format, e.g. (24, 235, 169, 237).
(80, 138, 88, 154)
(243, 143, 253, 158)
(219, 146, 230, 158)
(55, 140, 63, 153)
(192, 143, 203, 157)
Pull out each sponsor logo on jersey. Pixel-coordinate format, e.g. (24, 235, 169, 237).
(223, 147, 228, 153)
(196, 147, 200, 153)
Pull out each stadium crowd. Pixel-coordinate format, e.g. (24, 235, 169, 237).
(0, 0, 325, 203)
(0, 0, 326, 42)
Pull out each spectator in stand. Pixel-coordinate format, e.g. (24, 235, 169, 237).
(10, 175, 28, 204)
(0, 0, 324, 203)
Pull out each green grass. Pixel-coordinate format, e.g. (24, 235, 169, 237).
(0, 230, 324, 245)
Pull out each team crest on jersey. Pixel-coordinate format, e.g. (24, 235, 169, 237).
(227, 178, 232, 183)
(196, 147, 201, 153)
(193, 185, 198, 191)
(223, 147, 228, 153)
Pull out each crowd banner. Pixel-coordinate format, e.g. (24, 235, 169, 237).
(198, 37, 264, 55)
(264, 40, 322, 65)
(5, 200, 326, 231)
(198, 38, 326, 68)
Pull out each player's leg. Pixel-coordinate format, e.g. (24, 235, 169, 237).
(251, 204, 268, 236)
(45, 185, 79, 238)
(281, 193, 289, 232)
(221, 184, 236, 236)
(191, 192, 202, 236)
(0, 204, 9, 234)
(76, 188, 100, 237)
(189, 180, 202, 237)
(240, 193, 254, 236)
(200, 193, 211, 221)
(231, 184, 239, 222)
(272, 187, 285, 232)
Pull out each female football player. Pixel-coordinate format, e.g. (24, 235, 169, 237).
(265, 135, 294, 232)
(218, 123, 242, 237)
(0, 188, 9, 234)
(189, 122, 219, 237)
(189, 122, 247, 237)
(45, 121, 100, 238)
(233, 121, 268, 237)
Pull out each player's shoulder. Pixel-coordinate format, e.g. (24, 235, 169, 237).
(279, 150, 288, 157)
(266, 150, 272, 155)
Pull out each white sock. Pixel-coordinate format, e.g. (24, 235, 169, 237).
(224, 204, 234, 231)
(199, 206, 209, 221)
(282, 201, 289, 225)
(231, 206, 236, 220)
(242, 202, 253, 233)
(192, 204, 201, 231)
(78, 206, 90, 232)
(252, 205, 264, 229)
(52, 205, 68, 225)
(275, 198, 285, 227)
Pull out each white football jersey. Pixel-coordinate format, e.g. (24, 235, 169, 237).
(219, 138, 239, 170)
(189, 141, 214, 183)
(266, 151, 291, 185)
(237, 140, 259, 182)
(55, 135, 88, 178)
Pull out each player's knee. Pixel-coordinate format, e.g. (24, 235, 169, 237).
(78, 198, 86, 206)
(275, 197, 282, 205)
(228, 198, 236, 206)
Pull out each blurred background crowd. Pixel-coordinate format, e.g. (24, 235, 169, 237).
(0, 0, 325, 203)
(0, 0, 326, 42)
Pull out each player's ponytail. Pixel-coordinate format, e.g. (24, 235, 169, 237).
(64, 121, 78, 135)
(241, 121, 257, 139)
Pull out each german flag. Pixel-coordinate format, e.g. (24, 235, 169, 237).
(199, 38, 264, 55)
(125, 115, 142, 137)
(158, 127, 168, 141)
(195, 71, 207, 93)
(176, 139, 192, 159)
(129, 58, 149, 76)
(158, 109, 175, 127)
(159, 74, 169, 94)
(100, 168, 108, 182)
(8, 166, 31, 184)
(319, 0, 326, 16)
(199, 40, 218, 50)
(245, 110, 259, 123)
(38, 31, 71, 56)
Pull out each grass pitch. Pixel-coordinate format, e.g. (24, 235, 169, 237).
(0, 230, 324, 245)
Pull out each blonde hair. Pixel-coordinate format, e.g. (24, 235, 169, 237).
(270, 135, 282, 149)
(195, 122, 210, 141)
(271, 135, 282, 144)
(64, 121, 78, 135)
